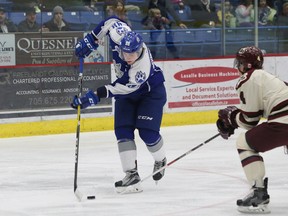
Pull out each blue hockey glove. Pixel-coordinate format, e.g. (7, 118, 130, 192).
(75, 33, 99, 58)
(71, 90, 99, 109)
(217, 106, 240, 139)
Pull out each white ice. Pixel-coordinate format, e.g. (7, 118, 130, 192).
(0, 124, 287, 216)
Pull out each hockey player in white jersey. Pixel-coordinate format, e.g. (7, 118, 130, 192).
(71, 16, 167, 193)
(216, 46, 288, 214)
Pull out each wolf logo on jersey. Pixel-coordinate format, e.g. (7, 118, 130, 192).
(135, 71, 146, 84)
(116, 26, 129, 37)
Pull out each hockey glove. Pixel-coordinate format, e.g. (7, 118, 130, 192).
(75, 33, 98, 58)
(217, 106, 240, 139)
(71, 90, 99, 109)
(216, 119, 235, 140)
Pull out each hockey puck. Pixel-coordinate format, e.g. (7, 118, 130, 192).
(87, 196, 96, 200)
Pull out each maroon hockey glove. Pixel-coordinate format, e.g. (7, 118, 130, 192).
(217, 106, 240, 139)
(216, 119, 235, 139)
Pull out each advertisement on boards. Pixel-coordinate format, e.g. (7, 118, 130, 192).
(15, 32, 82, 65)
(164, 59, 240, 112)
(0, 63, 112, 118)
(0, 34, 16, 66)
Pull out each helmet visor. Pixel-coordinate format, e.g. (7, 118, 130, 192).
(233, 58, 240, 69)
(121, 48, 142, 64)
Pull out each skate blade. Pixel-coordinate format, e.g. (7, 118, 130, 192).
(237, 204, 271, 214)
(116, 182, 143, 194)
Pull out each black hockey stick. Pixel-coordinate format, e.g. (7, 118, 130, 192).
(74, 58, 95, 201)
(141, 133, 221, 183)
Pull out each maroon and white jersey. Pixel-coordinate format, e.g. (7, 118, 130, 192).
(235, 69, 288, 130)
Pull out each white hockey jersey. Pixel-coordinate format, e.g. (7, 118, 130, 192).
(91, 16, 164, 99)
(235, 69, 288, 130)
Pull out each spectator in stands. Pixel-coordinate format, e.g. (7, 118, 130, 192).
(146, 0, 187, 29)
(104, 0, 140, 12)
(18, 7, 46, 32)
(43, 6, 71, 31)
(185, 0, 220, 28)
(143, 8, 171, 30)
(172, 0, 187, 10)
(217, 0, 236, 27)
(106, 0, 132, 26)
(273, 0, 284, 14)
(0, 7, 18, 33)
(275, 1, 288, 51)
(172, 0, 192, 16)
(235, 0, 254, 27)
(258, 0, 277, 26)
(274, 1, 288, 25)
(171, 0, 193, 27)
(142, 0, 187, 59)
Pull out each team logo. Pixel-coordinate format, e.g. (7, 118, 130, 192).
(116, 26, 128, 36)
(135, 71, 146, 84)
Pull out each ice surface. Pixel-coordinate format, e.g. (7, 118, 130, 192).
(0, 124, 287, 216)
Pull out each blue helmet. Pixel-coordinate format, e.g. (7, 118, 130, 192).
(120, 31, 143, 53)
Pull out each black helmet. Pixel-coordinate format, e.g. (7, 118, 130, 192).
(234, 46, 264, 72)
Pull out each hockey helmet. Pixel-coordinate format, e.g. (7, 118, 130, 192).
(234, 46, 264, 73)
(119, 31, 143, 53)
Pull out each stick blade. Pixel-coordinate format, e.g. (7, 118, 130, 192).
(75, 187, 96, 202)
(74, 188, 84, 202)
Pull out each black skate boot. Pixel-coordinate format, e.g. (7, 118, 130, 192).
(153, 157, 167, 181)
(115, 169, 142, 194)
(237, 178, 270, 214)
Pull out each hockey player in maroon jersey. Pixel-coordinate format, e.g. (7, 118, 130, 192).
(216, 46, 288, 213)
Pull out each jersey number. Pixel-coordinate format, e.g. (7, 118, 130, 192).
(239, 91, 246, 104)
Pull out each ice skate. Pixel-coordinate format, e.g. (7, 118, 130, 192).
(153, 157, 167, 182)
(115, 169, 143, 194)
(237, 178, 270, 214)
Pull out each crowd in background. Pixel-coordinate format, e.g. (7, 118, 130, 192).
(1, 0, 288, 33)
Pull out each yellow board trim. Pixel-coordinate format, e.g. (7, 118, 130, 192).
(0, 111, 218, 138)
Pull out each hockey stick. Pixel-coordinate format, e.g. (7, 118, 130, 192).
(141, 133, 221, 183)
(74, 58, 95, 201)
